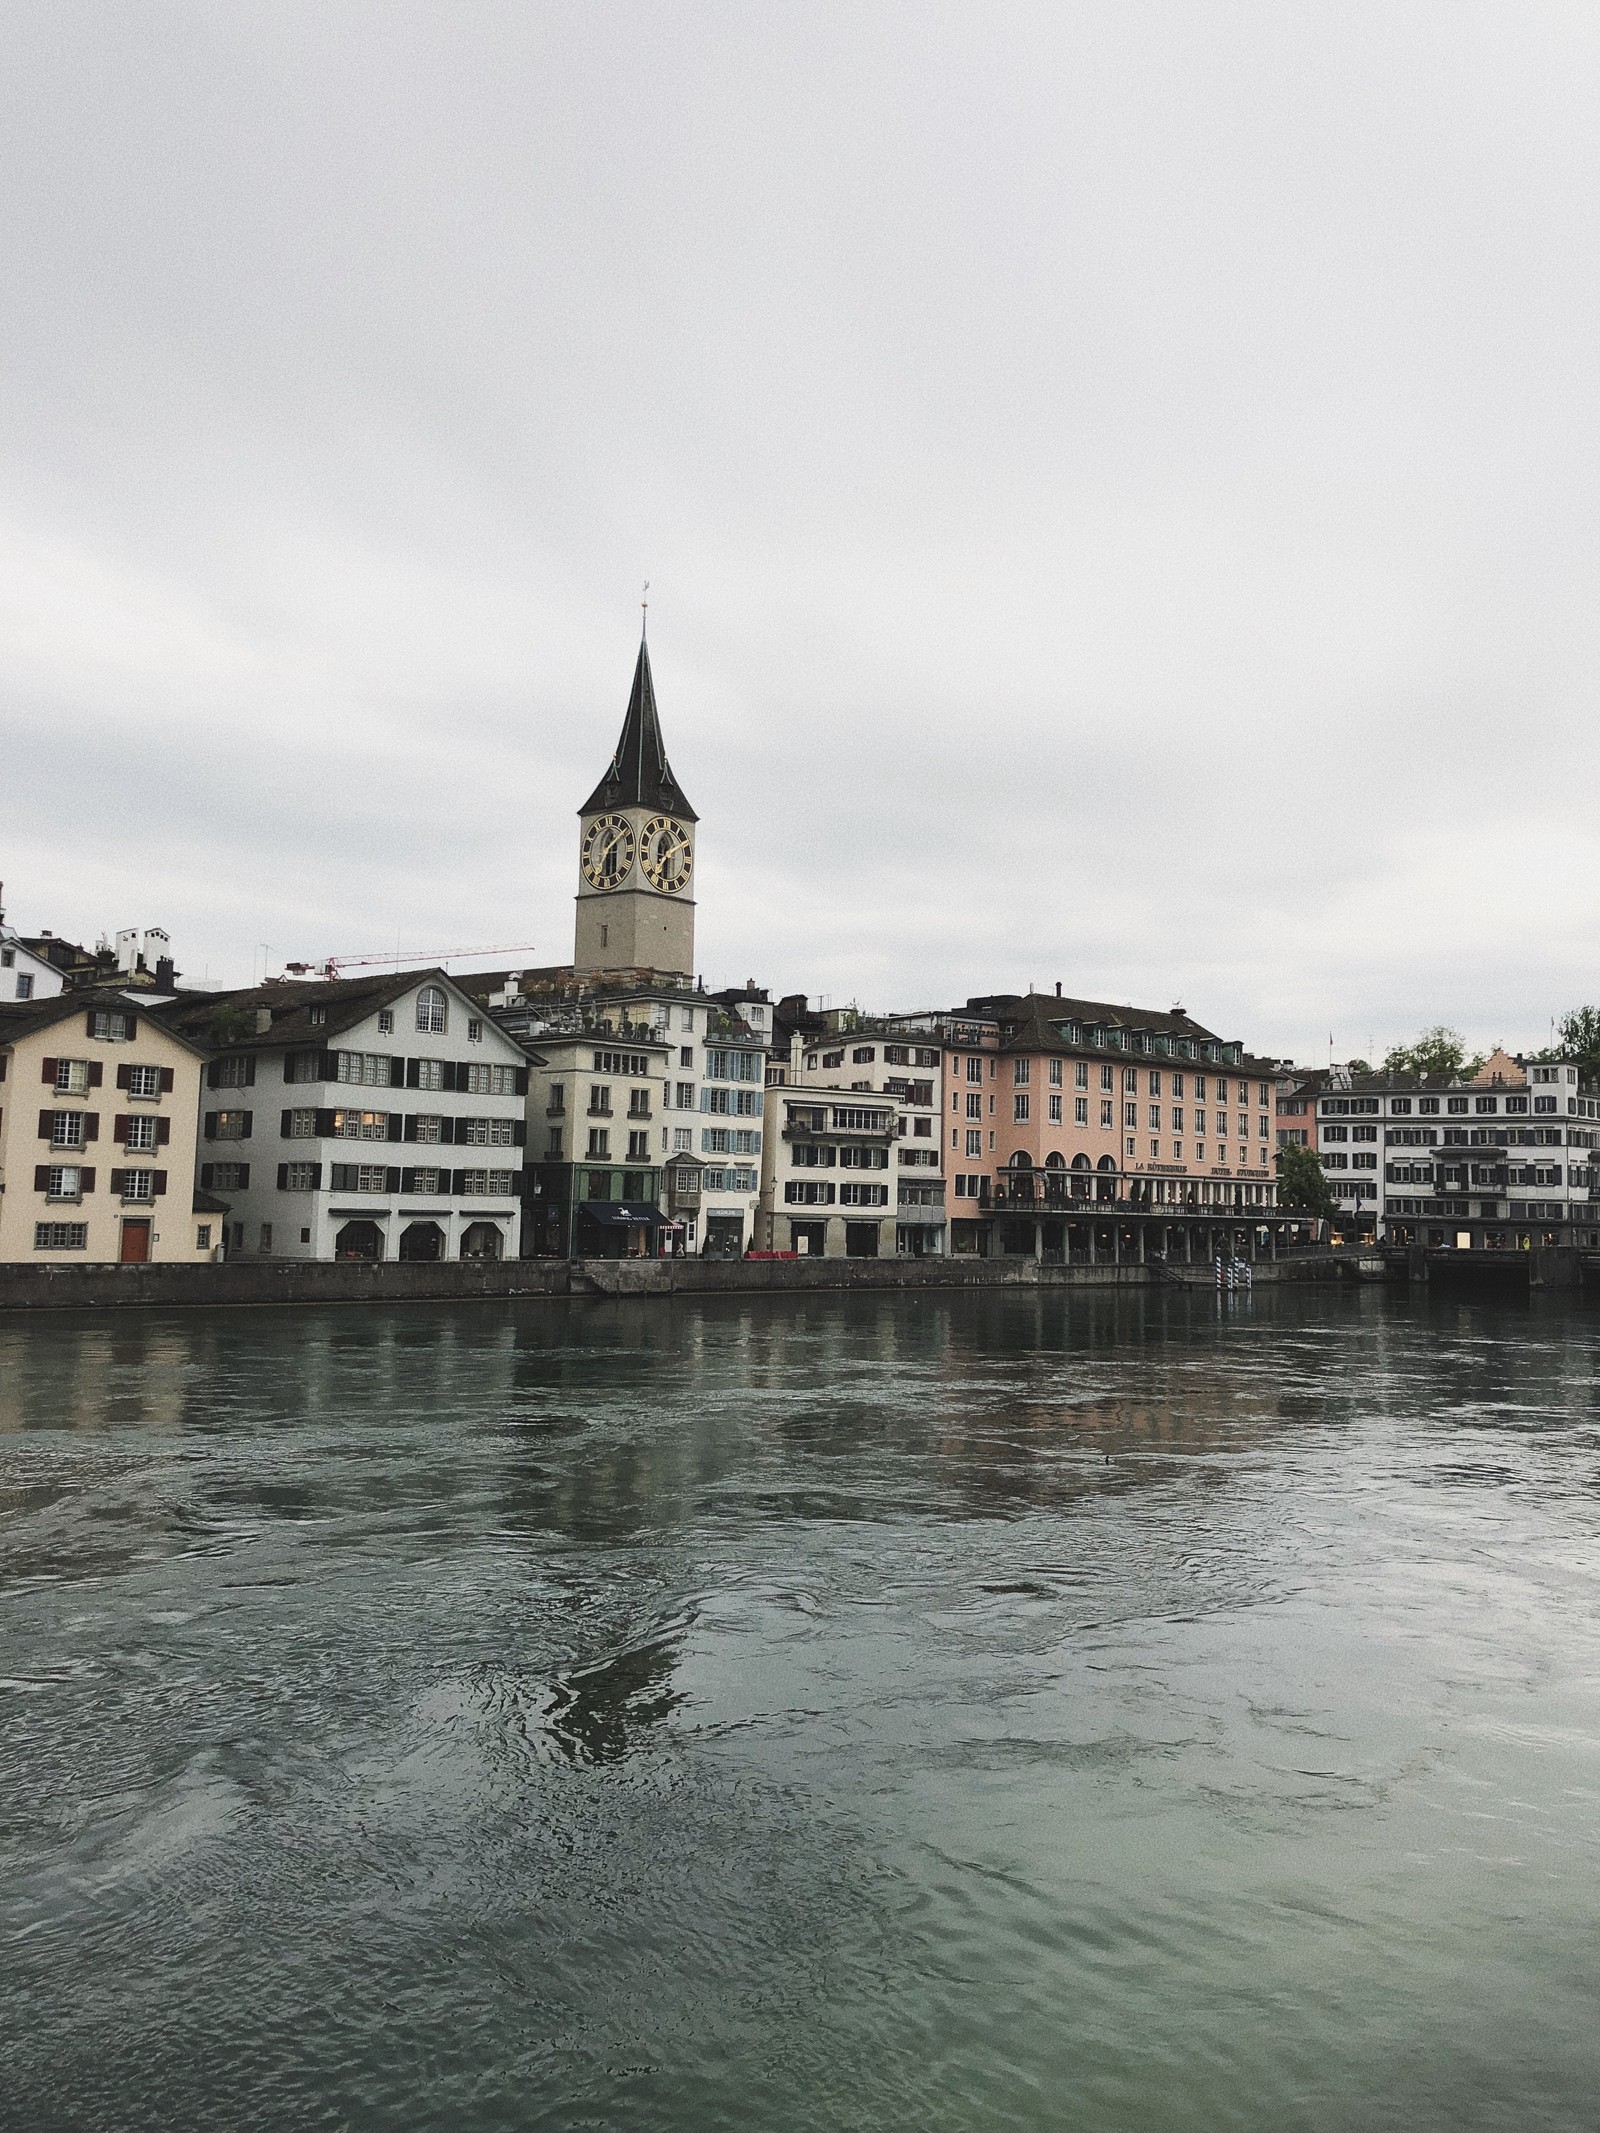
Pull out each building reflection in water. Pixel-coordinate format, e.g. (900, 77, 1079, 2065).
(0, 1284, 1569, 1768)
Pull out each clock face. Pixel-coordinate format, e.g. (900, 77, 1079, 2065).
(640, 815, 693, 894)
(581, 813, 636, 891)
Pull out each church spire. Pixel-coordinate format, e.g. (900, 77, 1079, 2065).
(578, 629, 698, 821)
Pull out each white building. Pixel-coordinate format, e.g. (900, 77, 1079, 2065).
(1315, 1051, 1600, 1250)
(758, 1053, 914, 1257)
(478, 973, 769, 1255)
(166, 968, 530, 1262)
(0, 886, 65, 1002)
(766, 1004, 948, 1254)
(0, 929, 62, 1004)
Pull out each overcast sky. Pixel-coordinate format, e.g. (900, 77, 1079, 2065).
(4, 4, 1599, 1062)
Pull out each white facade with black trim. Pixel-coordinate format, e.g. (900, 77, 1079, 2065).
(1316, 1056, 1600, 1248)
(173, 970, 530, 1263)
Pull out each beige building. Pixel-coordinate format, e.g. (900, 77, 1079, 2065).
(0, 990, 215, 1264)
(758, 1060, 912, 1257)
(767, 1000, 949, 1254)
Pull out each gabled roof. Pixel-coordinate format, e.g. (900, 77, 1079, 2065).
(161, 967, 533, 1057)
(578, 637, 697, 821)
(0, 987, 210, 1058)
(1471, 1047, 1527, 1088)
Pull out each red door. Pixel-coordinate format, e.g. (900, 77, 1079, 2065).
(120, 1219, 151, 1263)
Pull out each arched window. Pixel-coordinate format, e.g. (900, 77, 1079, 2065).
(1044, 1151, 1066, 1170)
(1071, 1153, 1092, 1170)
(416, 985, 448, 1034)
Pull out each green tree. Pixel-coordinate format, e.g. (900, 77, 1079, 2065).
(1551, 1005, 1600, 1080)
(1276, 1142, 1336, 1216)
(1383, 1026, 1483, 1081)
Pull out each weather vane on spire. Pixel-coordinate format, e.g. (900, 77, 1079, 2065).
(641, 579, 649, 639)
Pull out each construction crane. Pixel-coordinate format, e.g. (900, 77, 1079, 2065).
(282, 944, 543, 980)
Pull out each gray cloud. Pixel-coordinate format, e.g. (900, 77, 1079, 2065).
(4, 2, 1599, 1060)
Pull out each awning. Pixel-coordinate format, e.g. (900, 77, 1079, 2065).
(577, 1202, 669, 1228)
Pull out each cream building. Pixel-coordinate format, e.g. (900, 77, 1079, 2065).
(0, 990, 213, 1263)
(766, 1000, 948, 1254)
(758, 1059, 912, 1257)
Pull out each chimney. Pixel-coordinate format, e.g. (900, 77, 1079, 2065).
(1055, 981, 1061, 997)
(154, 957, 175, 990)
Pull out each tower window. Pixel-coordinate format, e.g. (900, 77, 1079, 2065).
(416, 986, 448, 1034)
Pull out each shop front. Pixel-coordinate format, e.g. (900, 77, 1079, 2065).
(574, 1200, 669, 1259)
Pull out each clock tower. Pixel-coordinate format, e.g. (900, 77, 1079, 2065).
(574, 628, 698, 976)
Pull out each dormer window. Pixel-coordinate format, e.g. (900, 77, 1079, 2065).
(416, 985, 448, 1035)
(309, 1006, 327, 1028)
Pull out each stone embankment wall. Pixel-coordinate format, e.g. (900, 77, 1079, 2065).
(0, 1252, 1354, 1313)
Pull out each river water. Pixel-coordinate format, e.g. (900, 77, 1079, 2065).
(4, 1285, 1600, 2130)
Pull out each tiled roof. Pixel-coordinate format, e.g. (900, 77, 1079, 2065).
(160, 967, 480, 1053)
(0, 988, 207, 1056)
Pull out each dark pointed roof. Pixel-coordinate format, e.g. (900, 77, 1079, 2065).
(578, 637, 697, 821)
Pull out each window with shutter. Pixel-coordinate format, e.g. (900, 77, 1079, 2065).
(110, 1168, 127, 1194)
(152, 1171, 167, 1196)
(41, 1057, 57, 1084)
(88, 1062, 103, 1087)
(117, 1063, 131, 1090)
(159, 1066, 175, 1092)
(84, 1115, 98, 1141)
(81, 1169, 95, 1193)
(157, 1118, 171, 1145)
(34, 1165, 50, 1192)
